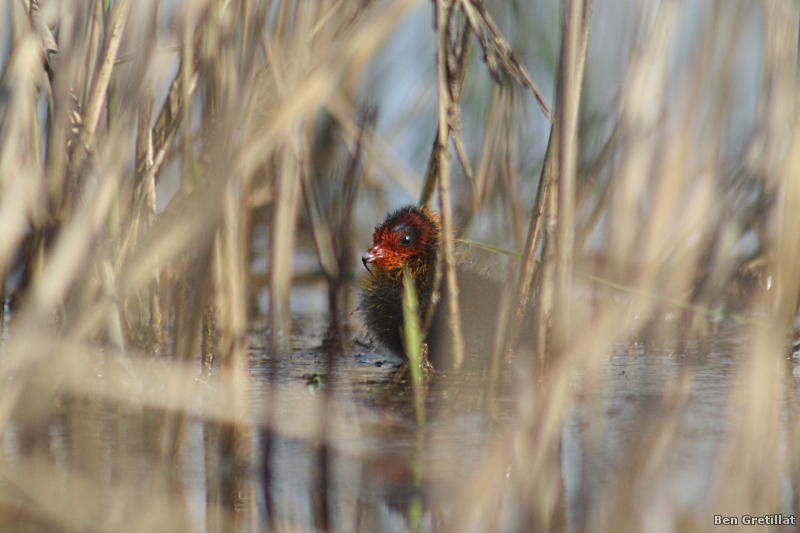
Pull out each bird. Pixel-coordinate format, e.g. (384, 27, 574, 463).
(359, 205, 523, 370)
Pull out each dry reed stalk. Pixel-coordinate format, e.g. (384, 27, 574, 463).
(552, 0, 586, 352)
(69, 0, 131, 183)
(129, 4, 162, 351)
(0, 35, 42, 341)
(268, 145, 302, 351)
(460, 2, 785, 531)
(504, 0, 593, 372)
(81, 0, 102, 107)
(238, 0, 420, 178)
(0, 38, 39, 244)
(161, 249, 211, 460)
(302, 156, 340, 286)
(434, 0, 466, 370)
(530, 129, 562, 525)
(302, 107, 370, 349)
(419, 11, 473, 208)
(2, 454, 194, 532)
(714, 320, 788, 524)
(509, 2, 591, 528)
(216, 177, 256, 533)
(335, 110, 371, 319)
(486, 91, 537, 402)
(200, 5, 261, 524)
(239, 0, 421, 353)
(714, 2, 800, 520)
(156, 0, 232, 450)
(0, 0, 794, 531)
(0, 0, 423, 526)
(457, 0, 551, 123)
(499, 108, 525, 248)
(501, 126, 553, 370)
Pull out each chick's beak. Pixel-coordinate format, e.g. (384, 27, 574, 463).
(362, 246, 382, 273)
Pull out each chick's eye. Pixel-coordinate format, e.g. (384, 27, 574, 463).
(400, 234, 413, 247)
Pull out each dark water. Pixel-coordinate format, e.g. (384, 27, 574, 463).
(2, 313, 797, 532)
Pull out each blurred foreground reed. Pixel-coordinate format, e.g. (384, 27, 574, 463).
(0, 0, 799, 532)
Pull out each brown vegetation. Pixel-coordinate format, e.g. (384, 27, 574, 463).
(0, 0, 798, 531)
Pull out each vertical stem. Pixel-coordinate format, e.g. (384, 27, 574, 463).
(553, 0, 584, 352)
(420, 12, 472, 208)
(83, 0, 130, 150)
(181, 5, 199, 193)
(269, 147, 302, 351)
(135, 87, 164, 353)
(536, 148, 558, 374)
(83, 0, 103, 114)
(499, 0, 594, 371)
(529, 3, 593, 532)
(434, 0, 466, 370)
(103, 0, 117, 130)
(501, 128, 555, 368)
(220, 180, 256, 533)
(161, 250, 211, 462)
(402, 268, 426, 425)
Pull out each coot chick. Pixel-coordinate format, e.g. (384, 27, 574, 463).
(359, 205, 514, 369)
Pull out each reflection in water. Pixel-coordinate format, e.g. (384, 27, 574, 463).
(1, 321, 796, 532)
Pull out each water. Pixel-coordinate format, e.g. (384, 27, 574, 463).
(0, 311, 796, 532)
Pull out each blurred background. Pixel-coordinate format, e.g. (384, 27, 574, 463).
(0, 0, 798, 532)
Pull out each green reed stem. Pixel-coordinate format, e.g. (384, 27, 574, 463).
(402, 267, 425, 426)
